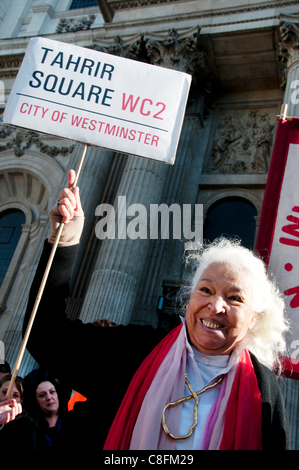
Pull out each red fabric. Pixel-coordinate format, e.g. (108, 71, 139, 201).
(255, 117, 299, 379)
(255, 119, 293, 266)
(277, 355, 299, 380)
(103, 324, 183, 450)
(255, 117, 299, 266)
(104, 326, 262, 450)
(220, 349, 262, 450)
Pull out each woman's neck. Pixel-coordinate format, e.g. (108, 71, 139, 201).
(45, 413, 59, 428)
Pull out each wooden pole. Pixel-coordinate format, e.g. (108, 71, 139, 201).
(277, 104, 293, 121)
(6, 144, 88, 398)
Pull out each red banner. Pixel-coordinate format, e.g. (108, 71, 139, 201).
(255, 116, 299, 379)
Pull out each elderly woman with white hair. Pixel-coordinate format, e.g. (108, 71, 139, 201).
(23, 170, 290, 450)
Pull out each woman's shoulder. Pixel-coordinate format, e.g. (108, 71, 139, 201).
(249, 352, 282, 401)
(249, 352, 291, 450)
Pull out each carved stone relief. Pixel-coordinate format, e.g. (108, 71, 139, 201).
(208, 109, 275, 174)
(56, 15, 96, 33)
(0, 57, 23, 79)
(278, 17, 299, 89)
(143, 27, 203, 72)
(0, 119, 74, 158)
(93, 33, 144, 60)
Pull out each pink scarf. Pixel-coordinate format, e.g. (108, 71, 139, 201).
(104, 324, 262, 450)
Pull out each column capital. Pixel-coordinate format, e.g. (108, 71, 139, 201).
(93, 26, 203, 74)
(278, 18, 299, 79)
(93, 26, 214, 114)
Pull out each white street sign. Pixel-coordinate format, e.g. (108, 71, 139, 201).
(4, 37, 191, 164)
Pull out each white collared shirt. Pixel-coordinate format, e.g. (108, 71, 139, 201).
(175, 318, 253, 450)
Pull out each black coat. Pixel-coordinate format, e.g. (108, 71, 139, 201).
(0, 411, 39, 451)
(23, 241, 291, 450)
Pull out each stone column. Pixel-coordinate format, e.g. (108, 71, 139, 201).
(79, 153, 168, 325)
(66, 149, 128, 320)
(278, 18, 299, 116)
(64, 143, 117, 281)
(1, 214, 48, 377)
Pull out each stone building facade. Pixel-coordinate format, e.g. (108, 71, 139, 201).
(0, 0, 299, 447)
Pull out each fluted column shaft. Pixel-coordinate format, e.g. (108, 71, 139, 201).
(283, 58, 299, 116)
(279, 22, 299, 117)
(132, 116, 201, 326)
(79, 153, 168, 325)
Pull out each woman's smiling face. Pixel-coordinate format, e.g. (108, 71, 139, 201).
(185, 263, 257, 356)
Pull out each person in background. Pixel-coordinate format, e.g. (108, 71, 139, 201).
(0, 374, 24, 403)
(0, 374, 38, 450)
(0, 367, 23, 428)
(24, 367, 72, 410)
(0, 399, 22, 426)
(0, 361, 11, 380)
(23, 370, 76, 450)
(0, 363, 22, 429)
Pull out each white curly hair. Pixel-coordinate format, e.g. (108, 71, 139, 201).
(180, 237, 290, 372)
